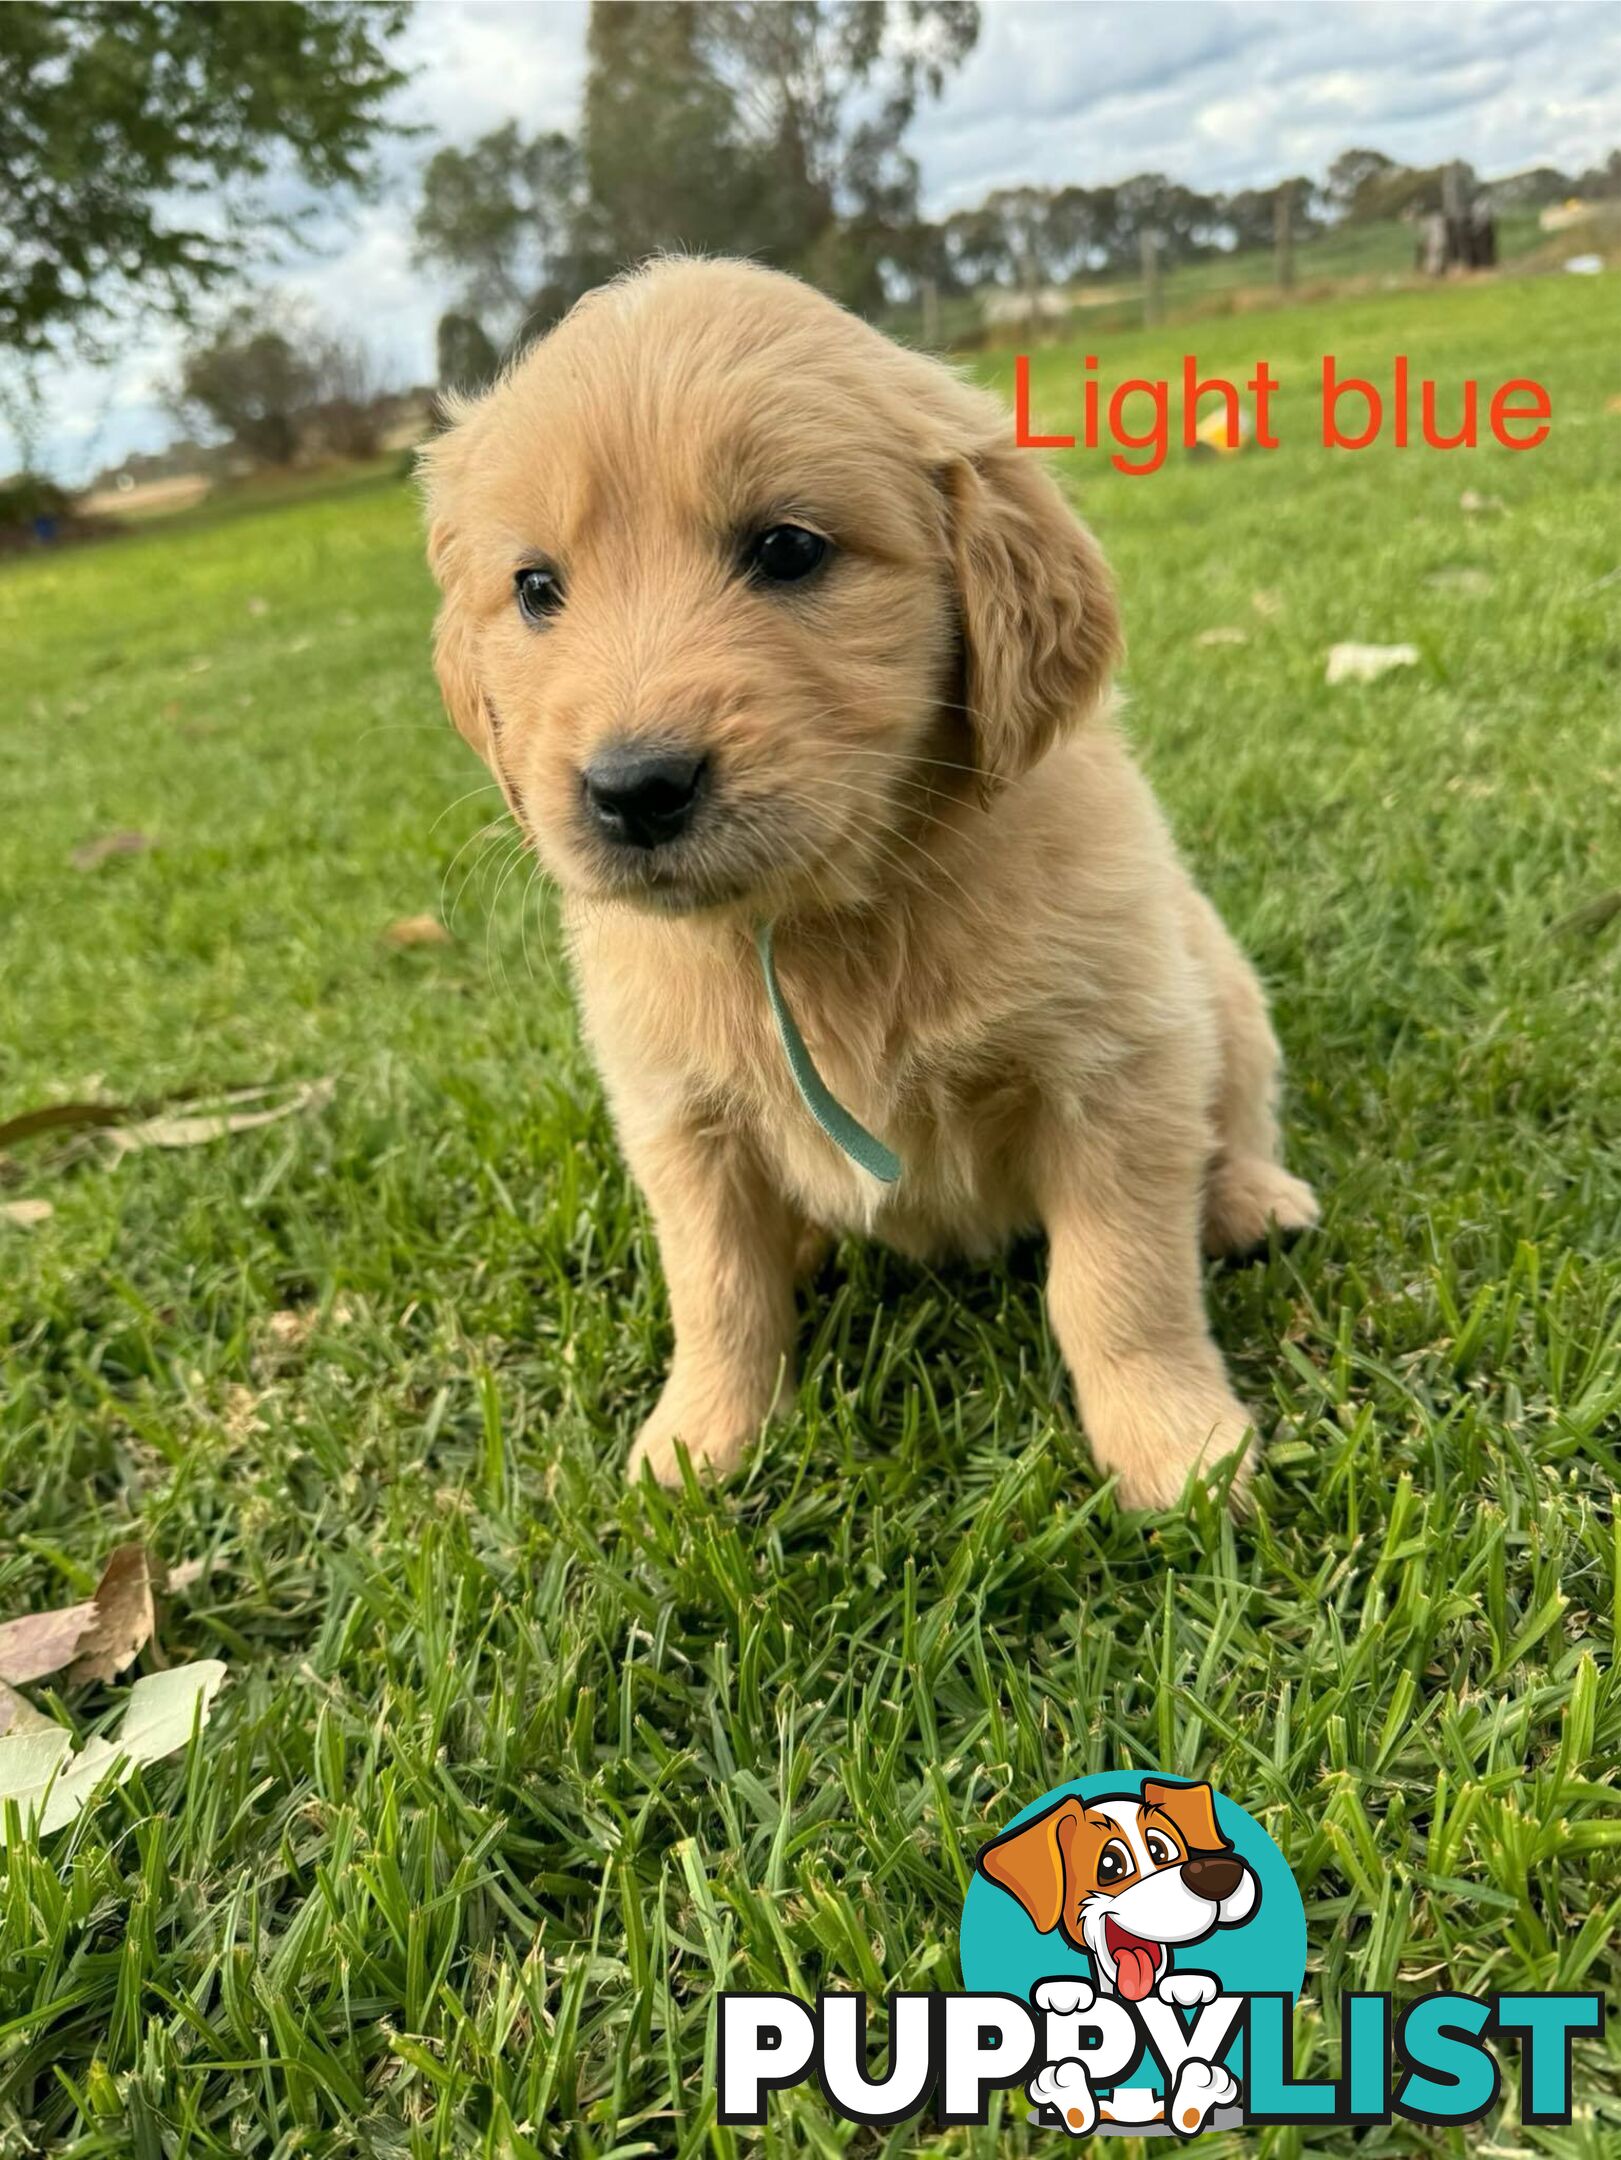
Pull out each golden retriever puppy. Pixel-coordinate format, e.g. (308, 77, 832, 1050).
(422, 257, 1318, 1508)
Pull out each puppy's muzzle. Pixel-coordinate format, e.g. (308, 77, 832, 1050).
(1181, 1854, 1243, 1902)
(583, 744, 708, 850)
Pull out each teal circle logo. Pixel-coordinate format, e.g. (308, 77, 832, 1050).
(960, 1772, 1305, 2125)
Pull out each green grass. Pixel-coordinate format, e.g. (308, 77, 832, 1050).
(2, 271, 1619, 2156)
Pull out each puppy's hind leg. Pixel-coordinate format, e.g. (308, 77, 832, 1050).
(1183, 890, 1318, 1258)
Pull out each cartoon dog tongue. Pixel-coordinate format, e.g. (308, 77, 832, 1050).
(1110, 1931, 1160, 2001)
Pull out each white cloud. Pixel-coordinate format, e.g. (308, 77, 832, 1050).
(14, 0, 1621, 479)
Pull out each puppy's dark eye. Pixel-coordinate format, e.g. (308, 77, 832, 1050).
(515, 564, 564, 623)
(744, 524, 828, 586)
(1145, 1832, 1177, 1866)
(1097, 1841, 1133, 1885)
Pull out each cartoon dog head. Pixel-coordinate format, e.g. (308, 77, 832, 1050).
(977, 1780, 1258, 2002)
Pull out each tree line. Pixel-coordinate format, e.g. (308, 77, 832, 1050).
(4, 1, 1618, 486)
(415, 4, 1621, 388)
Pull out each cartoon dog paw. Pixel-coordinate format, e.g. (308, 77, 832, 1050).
(1033, 1978, 1096, 2016)
(1157, 1970, 1219, 2008)
(1168, 2057, 1240, 2137)
(1028, 2058, 1097, 2137)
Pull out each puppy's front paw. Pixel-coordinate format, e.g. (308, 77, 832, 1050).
(626, 1369, 788, 1489)
(626, 1400, 750, 1487)
(1084, 1368, 1256, 1511)
(1204, 1157, 1319, 1258)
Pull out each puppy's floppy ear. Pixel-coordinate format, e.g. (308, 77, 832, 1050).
(1141, 1779, 1229, 1855)
(978, 1798, 1082, 1934)
(427, 516, 495, 765)
(943, 446, 1121, 793)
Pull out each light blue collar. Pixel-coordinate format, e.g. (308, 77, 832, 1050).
(755, 921, 901, 1185)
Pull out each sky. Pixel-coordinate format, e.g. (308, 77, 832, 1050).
(19, 0, 1621, 483)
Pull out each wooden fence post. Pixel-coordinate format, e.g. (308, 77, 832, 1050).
(1140, 228, 1162, 327)
(1274, 181, 1295, 291)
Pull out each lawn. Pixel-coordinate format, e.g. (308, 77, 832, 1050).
(1, 270, 1618, 2156)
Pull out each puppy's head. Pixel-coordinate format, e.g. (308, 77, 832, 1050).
(977, 1780, 1257, 2001)
(422, 258, 1119, 917)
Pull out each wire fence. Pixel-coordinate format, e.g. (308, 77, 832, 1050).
(881, 206, 1615, 352)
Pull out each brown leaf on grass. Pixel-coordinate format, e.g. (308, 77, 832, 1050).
(0, 1199, 53, 1226)
(105, 1076, 335, 1160)
(66, 1545, 157, 1685)
(1606, 394, 1621, 416)
(1194, 626, 1249, 648)
(0, 1100, 130, 1148)
(0, 1597, 97, 1685)
(1459, 489, 1505, 516)
(1250, 588, 1284, 619)
(163, 1556, 215, 1595)
(70, 831, 155, 872)
(383, 913, 453, 949)
(265, 1308, 315, 1348)
(1550, 889, 1621, 939)
(2, 1078, 334, 1163)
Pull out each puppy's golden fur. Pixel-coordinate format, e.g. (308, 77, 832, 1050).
(423, 257, 1317, 1508)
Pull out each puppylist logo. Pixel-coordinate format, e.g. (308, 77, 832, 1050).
(718, 1772, 1602, 2135)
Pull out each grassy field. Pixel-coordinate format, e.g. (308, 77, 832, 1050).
(2, 270, 1619, 2156)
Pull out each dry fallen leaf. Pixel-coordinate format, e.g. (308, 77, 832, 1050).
(67, 1545, 157, 1686)
(0, 1543, 158, 1694)
(1251, 588, 1284, 619)
(1606, 394, 1621, 416)
(0, 1596, 98, 1686)
(1550, 890, 1621, 939)
(383, 913, 453, 949)
(1195, 626, 1249, 648)
(1325, 642, 1420, 686)
(0, 1659, 227, 1844)
(105, 1076, 335, 1160)
(163, 1556, 215, 1595)
(0, 1682, 53, 1738)
(70, 831, 155, 872)
(1459, 489, 1505, 516)
(265, 1308, 315, 1348)
(0, 1199, 53, 1227)
(0, 1099, 129, 1148)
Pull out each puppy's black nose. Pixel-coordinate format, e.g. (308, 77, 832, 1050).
(1182, 1854, 1243, 1902)
(582, 746, 707, 849)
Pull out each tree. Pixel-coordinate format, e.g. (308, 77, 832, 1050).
(436, 312, 500, 397)
(1220, 178, 1319, 253)
(0, 3, 411, 362)
(415, 123, 584, 331)
(576, 3, 757, 275)
(687, 0, 980, 306)
(169, 302, 320, 467)
(170, 300, 402, 466)
(413, 1, 980, 339)
(1324, 148, 1406, 222)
